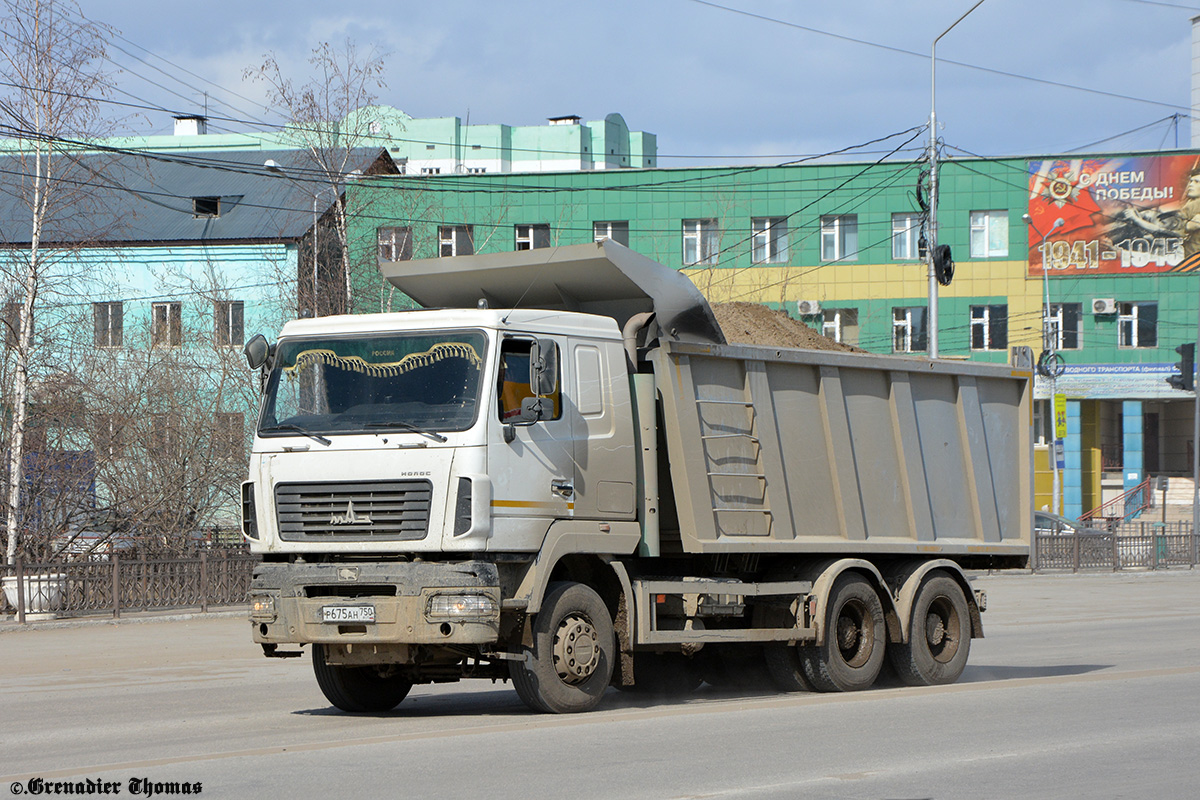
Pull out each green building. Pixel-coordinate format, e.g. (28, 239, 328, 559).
(346, 147, 1200, 522)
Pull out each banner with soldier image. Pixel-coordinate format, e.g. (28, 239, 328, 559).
(1027, 154, 1200, 276)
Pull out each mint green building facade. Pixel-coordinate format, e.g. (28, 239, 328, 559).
(88, 107, 656, 175)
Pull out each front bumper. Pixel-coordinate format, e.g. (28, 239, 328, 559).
(249, 560, 501, 646)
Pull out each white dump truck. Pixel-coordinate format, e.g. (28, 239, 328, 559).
(242, 241, 1031, 714)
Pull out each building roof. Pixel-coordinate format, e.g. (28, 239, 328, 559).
(0, 147, 394, 246)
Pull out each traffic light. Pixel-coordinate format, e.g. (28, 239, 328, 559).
(933, 244, 954, 286)
(1167, 343, 1195, 391)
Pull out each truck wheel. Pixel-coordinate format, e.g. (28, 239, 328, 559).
(889, 573, 971, 686)
(312, 643, 413, 712)
(508, 582, 615, 714)
(764, 643, 814, 692)
(798, 574, 886, 692)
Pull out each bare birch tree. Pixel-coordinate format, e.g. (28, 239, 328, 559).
(245, 40, 402, 316)
(0, 0, 114, 564)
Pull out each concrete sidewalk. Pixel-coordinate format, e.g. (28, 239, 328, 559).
(0, 605, 248, 633)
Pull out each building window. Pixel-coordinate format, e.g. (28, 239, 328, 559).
(93, 301, 123, 348)
(1045, 303, 1082, 350)
(822, 308, 859, 346)
(751, 217, 789, 264)
(149, 414, 178, 459)
(151, 302, 182, 348)
(377, 226, 413, 262)
(215, 412, 245, 460)
(970, 304, 1008, 351)
(420, 167, 441, 175)
(467, 167, 487, 174)
(682, 219, 720, 266)
(892, 212, 926, 260)
(3, 300, 23, 349)
(439, 225, 474, 257)
(593, 220, 630, 247)
(893, 307, 928, 353)
(969, 210, 1009, 258)
(93, 413, 126, 459)
(820, 215, 858, 262)
(1118, 302, 1157, 348)
(192, 196, 220, 217)
(215, 300, 244, 347)
(515, 224, 551, 250)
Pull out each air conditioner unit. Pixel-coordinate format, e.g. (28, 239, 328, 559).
(797, 300, 822, 316)
(1092, 298, 1117, 315)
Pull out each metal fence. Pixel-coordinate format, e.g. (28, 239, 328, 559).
(1, 551, 258, 623)
(1033, 522, 1199, 572)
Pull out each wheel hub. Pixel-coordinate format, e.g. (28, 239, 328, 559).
(837, 616, 860, 651)
(926, 614, 946, 646)
(553, 613, 599, 685)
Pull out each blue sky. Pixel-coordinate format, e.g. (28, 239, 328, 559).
(92, 0, 1199, 163)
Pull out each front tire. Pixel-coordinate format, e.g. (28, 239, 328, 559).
(888, 573, 971, 686)
(509, 582, 615, 714)
(312, 643, 413, 712)
(797, 574, 886, 692)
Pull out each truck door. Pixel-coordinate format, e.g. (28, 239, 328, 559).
(487, 337, 576, 550)
(569, 338, 636, 520)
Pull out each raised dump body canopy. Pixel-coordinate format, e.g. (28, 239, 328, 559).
(379, 239, 726, 345)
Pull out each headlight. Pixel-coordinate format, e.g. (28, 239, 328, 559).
(427, 593, 497, 620)
(249, 593, 276, 622)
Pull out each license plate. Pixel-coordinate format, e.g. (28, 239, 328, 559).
(321, 605, 376, 623)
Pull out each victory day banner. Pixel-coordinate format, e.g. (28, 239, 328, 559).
(1027, 154, 1200, 277)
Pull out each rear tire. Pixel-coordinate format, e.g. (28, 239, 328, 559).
(508, 582, 615, 714)
(889, 573, 971, 686)
(797, 574, 886, 692)
(764, 642, 815, 692)
(312, 643, 413, 712)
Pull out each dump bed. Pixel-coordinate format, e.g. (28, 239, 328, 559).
(652, 340, 1032, 556)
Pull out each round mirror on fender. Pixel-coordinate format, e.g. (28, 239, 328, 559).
(244, 334, 271, 370)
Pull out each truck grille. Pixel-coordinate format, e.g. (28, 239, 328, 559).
(275, 480, 433, 541)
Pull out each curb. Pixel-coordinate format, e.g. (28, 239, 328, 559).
(0, 606, 249, 633)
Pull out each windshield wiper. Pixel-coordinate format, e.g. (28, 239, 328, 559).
(260, 424, 331, 446)
(364, 420, 448, 443)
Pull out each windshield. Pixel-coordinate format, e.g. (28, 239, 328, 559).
(259, 331, 487, 437)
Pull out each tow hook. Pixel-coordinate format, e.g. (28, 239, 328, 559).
(262, 643, 304, 659)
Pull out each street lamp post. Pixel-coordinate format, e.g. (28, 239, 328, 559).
(928, 0, 988, 358)
(1024, 213, 1065, 515)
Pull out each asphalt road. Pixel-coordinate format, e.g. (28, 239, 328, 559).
(2, 570, 1198, 799)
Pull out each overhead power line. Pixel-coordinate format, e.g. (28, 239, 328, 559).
(682, 0, 1190, 114)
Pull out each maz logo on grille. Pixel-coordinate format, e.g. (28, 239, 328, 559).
(330, 499, 373, 526)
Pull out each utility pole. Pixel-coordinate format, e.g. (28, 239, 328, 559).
(928, 0, 988, 359)
(1025, 213, 1065, 515)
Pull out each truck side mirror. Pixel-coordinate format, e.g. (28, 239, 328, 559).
(503, 397, 550, 443)
(528, 338, 558, 396)
(518, 396, 547, 423)
(244, 334, 271, 370)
